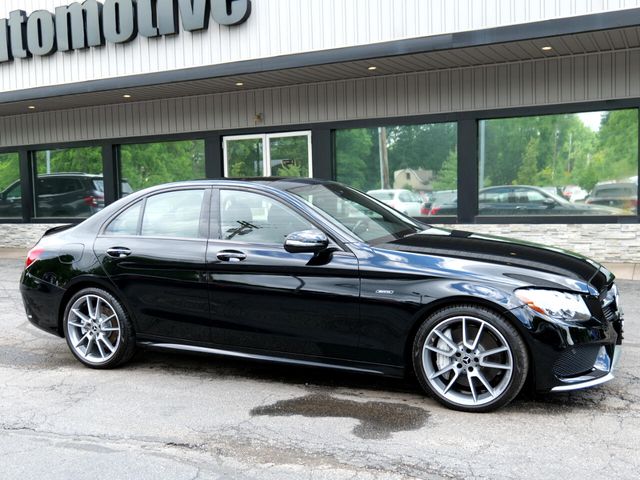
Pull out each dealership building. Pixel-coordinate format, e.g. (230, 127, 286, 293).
(1, 0, 639, 263)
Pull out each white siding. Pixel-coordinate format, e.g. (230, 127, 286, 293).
(1, 0, 640, 92)
(1, 48, 638, 147)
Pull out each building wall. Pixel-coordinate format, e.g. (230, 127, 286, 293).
(2, 48, 639, 147)
(1, 222, 638, 264)
(2, 0, 639, 93)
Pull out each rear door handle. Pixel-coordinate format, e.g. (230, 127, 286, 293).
(106, 247, 132, 258)
(216, 250, 247, 262)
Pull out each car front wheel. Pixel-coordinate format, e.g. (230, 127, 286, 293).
(413, 304, 529, 412)
(62, 287, 136, 369)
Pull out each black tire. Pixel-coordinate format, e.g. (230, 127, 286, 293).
(62, 287, 136, 369)
(412, 304, 529, 412)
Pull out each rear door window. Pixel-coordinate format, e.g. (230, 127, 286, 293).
(141, 190, 206, 239)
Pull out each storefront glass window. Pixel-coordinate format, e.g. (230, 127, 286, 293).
(478, 109, 638, 216)
(0, 152, 21, 218)
(34, 147, 103, 218)
(119, 140, 205, 196)
(335, 123, 457, 217)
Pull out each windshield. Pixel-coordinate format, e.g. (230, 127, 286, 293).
(285, 183, 424, 244)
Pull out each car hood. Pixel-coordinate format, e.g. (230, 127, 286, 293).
(379, 227, 613, 293)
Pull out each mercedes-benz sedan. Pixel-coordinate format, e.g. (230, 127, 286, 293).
(20, 179, 623, 412)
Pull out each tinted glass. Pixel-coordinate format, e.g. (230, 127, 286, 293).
(220, 190, 314, 244)
(269, 135, 310, 176)
(104, 202, 142, 236)
(0, 152, 21, 218)
(479, 109, 638, 216)
(34, 147, 103, 218)
(119, 140, 205, 196)
(286, 183, 423, 244)
(335, 123, 457, 217)
(226, 138, 263, 176)
(141, 190, 205, 238)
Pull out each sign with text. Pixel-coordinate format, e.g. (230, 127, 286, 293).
(0, 0, 252, 63)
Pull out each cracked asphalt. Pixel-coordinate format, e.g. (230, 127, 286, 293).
(0, 258, 638, 479)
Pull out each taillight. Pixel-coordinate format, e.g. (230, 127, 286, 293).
(83, 196, 99, 207)
(25, 246, 44, 268)
(429, 206, 441, 215)
(420, 205, 430, 215)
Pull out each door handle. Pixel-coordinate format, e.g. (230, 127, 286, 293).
(216, 250, 247, 262)
(106, 247, 132, 258)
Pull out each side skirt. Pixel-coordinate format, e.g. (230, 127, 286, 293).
(138, 341, 390, 376)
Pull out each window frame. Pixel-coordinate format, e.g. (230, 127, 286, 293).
(100, 187, 211, 241)
(1, 99, 638, 225)
(210, 186, 340, 249)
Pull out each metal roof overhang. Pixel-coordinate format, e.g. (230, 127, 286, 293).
(1, 8, 640, 117)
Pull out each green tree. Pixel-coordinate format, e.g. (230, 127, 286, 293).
(516, 138, 540, 185)
(432, 148, 458, 190)
(335, 128, 377, 191)
(0, 153, 20, 191)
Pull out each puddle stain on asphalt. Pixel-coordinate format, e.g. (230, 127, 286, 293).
(250, 393, 429, 439)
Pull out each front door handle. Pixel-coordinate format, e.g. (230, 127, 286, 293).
(106, 247, 132, 258)
(216, 250, 247, 262)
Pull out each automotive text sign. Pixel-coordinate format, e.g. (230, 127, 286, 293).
(0, 0, 252, 63)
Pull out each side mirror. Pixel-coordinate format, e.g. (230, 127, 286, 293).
(543, 198, 556, 208)
(284, 229, 329, 254)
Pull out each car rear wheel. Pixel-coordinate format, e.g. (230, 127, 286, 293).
(63, 287, 136, 369)
(412, 304, 528, 412)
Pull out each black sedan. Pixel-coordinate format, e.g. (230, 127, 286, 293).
(430, 185, 624, 216)
(20, 179, 623, 412)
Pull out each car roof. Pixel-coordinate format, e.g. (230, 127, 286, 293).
(592, 182, 637, 189)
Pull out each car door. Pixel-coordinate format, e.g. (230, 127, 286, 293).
(94, 187, 212, 343)
(205, 187, 362, 359)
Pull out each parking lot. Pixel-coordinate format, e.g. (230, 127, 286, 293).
(0, 257, 638, 480)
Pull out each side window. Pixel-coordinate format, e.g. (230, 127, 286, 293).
(511, 187, 545, 203)
(104, 202, 142, 236)
(480, 188, 510, 203)
(6, 182, 21, 200)
(220, 190, 314, 244)
(141, 190, 205, 238)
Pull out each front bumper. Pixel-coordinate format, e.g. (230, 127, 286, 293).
(509, 292, 623, 392)
(551, 345, 621, 392)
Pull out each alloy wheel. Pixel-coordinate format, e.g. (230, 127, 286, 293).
(66, 294, 122, 364)
(421, 315, 514, 407)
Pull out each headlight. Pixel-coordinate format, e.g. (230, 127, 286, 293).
(515, 289, 592, 322)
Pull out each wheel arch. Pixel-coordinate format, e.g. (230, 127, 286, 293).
(57, 276, 136, 337)
(402, 295, 534, 386)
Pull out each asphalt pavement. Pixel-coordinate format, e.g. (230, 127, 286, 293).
(0, 258, 638, 479)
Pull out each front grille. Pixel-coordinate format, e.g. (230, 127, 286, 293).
(553, 345, 600, 378)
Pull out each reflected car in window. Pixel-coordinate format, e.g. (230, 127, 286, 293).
(0, 173, 134, 218)
(430, 185, 626, 216)
(367, 189, 423, 216)
(585, 182, 638, 213)
(0, 180, 23, 217)
(20, 179, 623, 412)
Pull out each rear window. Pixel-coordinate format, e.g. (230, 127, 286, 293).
(593, 185, 636, 198)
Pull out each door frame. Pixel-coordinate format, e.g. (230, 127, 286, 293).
(222, 131, 313, 177)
